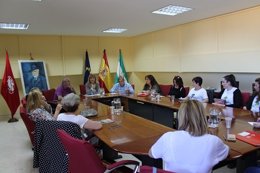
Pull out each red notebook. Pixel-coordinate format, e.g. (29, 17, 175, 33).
(137, 92, 149, 97)
(236, 130, 260, 146)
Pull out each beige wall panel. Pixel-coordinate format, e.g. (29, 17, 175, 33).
(98, 37, 132, 73)
(0, 35, 20, 78)
(218, 7, 260, 52)
(153, 28, 181, 72)
(180, 51, 260, 73)
(180, 18, 218, 55)
(18, 35, 63, 76)
(153, 28, 180, 57)
(62, 36, 99, 75)
(132, 34, 154, 71)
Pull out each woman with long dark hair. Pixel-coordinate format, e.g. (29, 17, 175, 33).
(143, 75, 161, 94)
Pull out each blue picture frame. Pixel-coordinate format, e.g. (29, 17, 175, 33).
(18, 60, 50, 95)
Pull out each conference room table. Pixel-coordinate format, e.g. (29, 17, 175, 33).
(81, 94, 259, 173)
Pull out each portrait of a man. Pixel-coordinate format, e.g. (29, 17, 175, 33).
(18, 60, 49, 95)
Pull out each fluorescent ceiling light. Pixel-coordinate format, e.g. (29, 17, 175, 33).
(103, 28, 127, 33)
(32, 0, 42, 1)
(0, 23, 29, 30)
(152, 5, 192, 16)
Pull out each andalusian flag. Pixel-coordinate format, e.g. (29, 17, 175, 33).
(98, 49, 113, 93)
(114, 49, 128, 83)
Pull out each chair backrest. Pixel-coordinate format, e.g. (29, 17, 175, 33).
(42, 88, 56, 101)
(184, 87, 190, 97)
(57, 129, 106, 173)
(21, 96, 27, 108)
(33, 120, 82, 173)
(19, 106, 35, 147)
(241, 92, 251, 107)
(79, 84, 86, 96)
(159, 84, 171, 96)
(139, 166, 174, 173)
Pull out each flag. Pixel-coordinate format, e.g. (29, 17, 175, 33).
(83, 51, 91, 84)
(1, 50, 20, 118)
(114, 49, 128, 83)
(98, 49, 113, 93)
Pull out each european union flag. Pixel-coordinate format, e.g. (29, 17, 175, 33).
(84, 51, 91, 84)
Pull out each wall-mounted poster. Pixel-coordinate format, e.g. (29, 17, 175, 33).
(18, 60, 49, 95)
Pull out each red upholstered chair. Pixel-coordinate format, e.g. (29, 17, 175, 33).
(241, 92, 251, 107)
(184, 87, 190, 97)
(20, 106, 35, 148)
(79, 84, 86, 96)
(159, 84, 172, 96)
(21, 97, 27, 108)
(42, 88, 56, 101)
(139, 166, 174, 173)
(57, 129, 140, 173)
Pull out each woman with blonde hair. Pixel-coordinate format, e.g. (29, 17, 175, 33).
(149, 100, 229, 173)
(85, 74, 100, 95)
(27, 88, 62, 121)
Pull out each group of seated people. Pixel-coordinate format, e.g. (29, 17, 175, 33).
(26, 88, 102, 131)
(23, 73, 260, 173)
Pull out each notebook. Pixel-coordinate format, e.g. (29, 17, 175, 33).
(236, 130, 260, 146)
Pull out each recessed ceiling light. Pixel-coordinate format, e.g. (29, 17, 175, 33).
(152, 5, 192, 16)
(103, 28, 127, 33)
(0, 23, 29, 30)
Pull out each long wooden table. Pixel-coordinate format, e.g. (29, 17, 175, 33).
(83, 94, 259, 172)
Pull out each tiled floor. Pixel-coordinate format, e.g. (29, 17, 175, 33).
(0, 114, 236, 173)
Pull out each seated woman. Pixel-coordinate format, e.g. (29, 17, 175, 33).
(244, 78, 260, 112)
(168, 76, 186, 99)
(182, 76, 208, 103)
(85, 74, 100, 95)
(54, 77, 76, 101)
(143, 75, 161, 94)
(57, 93, 102, 130)
(27, 88, 62, 121)
(215, 74, 242, 108)
(149, 100, 229, 173)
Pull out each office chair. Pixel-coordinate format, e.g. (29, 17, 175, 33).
(241, 92, 251, 107)
(184, 87, 190, 97)
(33, 121, 82, 173)
(79, 84, 86, 96)
(57, 129, 140, 173)
(139, 166, 174, 173)
(159, 84, 171, 96)
(42, 88, 56, 101)
(19, 106, 35, 148)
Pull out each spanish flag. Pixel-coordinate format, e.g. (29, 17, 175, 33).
(98, 49, 112, 93)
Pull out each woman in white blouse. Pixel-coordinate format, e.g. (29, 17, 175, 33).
(149, 100, 229, 173)
(215, 74, 242, 108)
(244, 78, 260, 113)
(57, 93, 102, 130)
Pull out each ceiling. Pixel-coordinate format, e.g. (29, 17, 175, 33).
(1, 0, 260, 37)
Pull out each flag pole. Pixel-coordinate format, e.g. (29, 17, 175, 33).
(8, 117, 18, 123)
(1, 50, 20, 123)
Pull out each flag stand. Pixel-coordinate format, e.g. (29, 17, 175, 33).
(8, 117, 18, 123)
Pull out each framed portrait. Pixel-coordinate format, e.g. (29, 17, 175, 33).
(18, 60, 50, 95)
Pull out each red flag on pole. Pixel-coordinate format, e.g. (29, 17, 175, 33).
(1, 50, 20, 122)
(98, 49, 113, 93)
